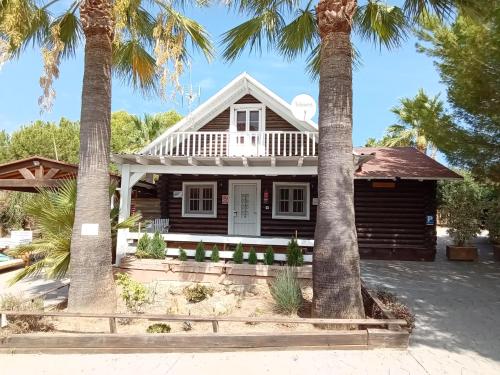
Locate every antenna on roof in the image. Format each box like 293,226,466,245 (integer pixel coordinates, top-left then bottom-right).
180,61,201,113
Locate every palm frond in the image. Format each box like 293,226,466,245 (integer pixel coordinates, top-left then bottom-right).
157,3,214,61
354,1,409,50
113,39,159,94
278,2,317,60
50,10,82,59
221,9,284,61
403,0,456,20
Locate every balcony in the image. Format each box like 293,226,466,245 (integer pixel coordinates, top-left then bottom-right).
144,131,319,158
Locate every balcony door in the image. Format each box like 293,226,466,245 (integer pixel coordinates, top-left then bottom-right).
229,104,265,156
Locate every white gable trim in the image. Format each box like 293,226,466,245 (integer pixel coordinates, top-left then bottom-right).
140,73,318,155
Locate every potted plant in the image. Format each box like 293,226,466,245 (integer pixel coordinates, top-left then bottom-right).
486,199,500,261
440,179,483,261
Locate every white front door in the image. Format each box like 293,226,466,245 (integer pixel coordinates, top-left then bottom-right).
229,180,261,236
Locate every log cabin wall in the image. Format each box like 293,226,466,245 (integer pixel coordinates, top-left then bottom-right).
157,175,437,261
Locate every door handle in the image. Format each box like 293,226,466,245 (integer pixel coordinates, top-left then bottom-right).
233,211,238,217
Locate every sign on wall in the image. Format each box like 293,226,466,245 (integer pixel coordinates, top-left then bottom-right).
173,191,182,198
221,195,229,205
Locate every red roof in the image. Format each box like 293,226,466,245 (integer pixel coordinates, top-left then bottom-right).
354,147,462,180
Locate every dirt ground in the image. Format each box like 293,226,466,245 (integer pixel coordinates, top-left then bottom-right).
5,279,324,335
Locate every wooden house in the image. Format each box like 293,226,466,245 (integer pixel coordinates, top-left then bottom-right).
113,73,461,264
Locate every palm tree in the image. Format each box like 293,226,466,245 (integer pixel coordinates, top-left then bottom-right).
132,112,182,149
7,180,140,285
1,0,212,312
384,89,447,156
223,0,471,318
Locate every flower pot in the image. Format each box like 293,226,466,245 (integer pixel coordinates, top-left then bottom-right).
446,245,478,261
169,260,225,275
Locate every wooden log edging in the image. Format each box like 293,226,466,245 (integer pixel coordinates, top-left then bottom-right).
0,310,409,353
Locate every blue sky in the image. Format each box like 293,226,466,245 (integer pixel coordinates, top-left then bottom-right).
0,2,445,147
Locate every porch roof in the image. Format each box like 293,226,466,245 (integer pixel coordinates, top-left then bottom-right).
113,147,461,180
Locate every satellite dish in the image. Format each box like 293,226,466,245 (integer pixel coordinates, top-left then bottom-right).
291,94,316,121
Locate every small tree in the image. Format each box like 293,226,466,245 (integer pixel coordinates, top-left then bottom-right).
248,247,258,265
440,177,484,246
233,243,244,264
211,245,220,262
263,246,274,265
195,241,206,262
135,233,151,259
178,248,188,261
149,232,166,259
286,238,303,266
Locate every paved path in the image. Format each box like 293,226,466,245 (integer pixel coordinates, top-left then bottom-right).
1,228,499,374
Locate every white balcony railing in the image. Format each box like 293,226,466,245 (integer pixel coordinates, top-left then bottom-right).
145,131,318,158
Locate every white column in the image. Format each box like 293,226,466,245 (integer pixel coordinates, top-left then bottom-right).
116,163,132,266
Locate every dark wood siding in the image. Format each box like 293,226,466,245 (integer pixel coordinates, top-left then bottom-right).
157,175,437,261
199,95,297,132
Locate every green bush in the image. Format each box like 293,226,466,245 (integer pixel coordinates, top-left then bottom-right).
286,238,303,266
233,243,244,264
270,267,302,315
248,247,258,264
149,231,166,258
486,199,500,243
135,233,151,258
440,177,484,246
147,323,171,333
135,232,165,259
183,284,214,303
195,241,206,262
116,273,149,313
263,246,274,265
211,244,220,262
178,247,187,261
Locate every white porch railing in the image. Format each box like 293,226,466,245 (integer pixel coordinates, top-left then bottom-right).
145,131,318,157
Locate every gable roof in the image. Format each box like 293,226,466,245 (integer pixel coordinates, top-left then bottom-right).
141,73,318,155
354,147,462,180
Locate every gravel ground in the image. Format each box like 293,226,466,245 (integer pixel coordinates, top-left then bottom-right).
1,227,499,374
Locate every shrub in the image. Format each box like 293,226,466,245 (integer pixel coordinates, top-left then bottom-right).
233,243,244,264
439,177,484,246
195,241,206,262
116,273,149,313
286,238,303,266
149,231,166,259
0,294,53,333
211,245,220,262
183,284,214,303
373,289,416,332
486,199,500,243
270,267,302,315
135,232,165,259
147,323,171,333
263,246,274,265
178,247,187,261
248,247,258,264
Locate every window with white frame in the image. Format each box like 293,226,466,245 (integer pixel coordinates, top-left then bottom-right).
182,182,217,218
230,104,265,133
272,182,310,220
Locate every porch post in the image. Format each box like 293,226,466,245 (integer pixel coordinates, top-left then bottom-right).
116,163,131,266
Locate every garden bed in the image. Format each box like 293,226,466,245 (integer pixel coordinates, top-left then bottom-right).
0,275,410,352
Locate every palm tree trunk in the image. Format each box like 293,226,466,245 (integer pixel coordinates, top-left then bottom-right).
312,0,365,319
68,0,116,312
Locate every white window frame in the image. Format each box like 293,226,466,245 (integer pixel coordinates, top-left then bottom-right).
182,181,217,218
272,182,310,220
229,103,266,132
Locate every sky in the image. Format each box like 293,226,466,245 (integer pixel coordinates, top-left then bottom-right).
0,2,446,148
